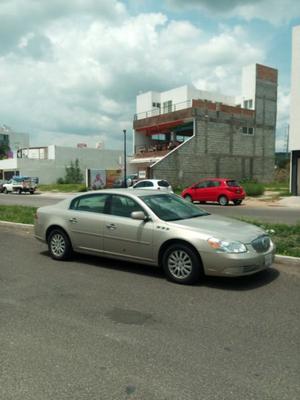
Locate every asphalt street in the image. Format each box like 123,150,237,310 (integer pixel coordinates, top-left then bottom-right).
1,192,300,225
0,225,299,400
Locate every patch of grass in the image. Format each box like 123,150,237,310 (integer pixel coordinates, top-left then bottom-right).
264,181,289,191
278,190,292,197
0,205,37,224
236,218,300,257
38,184,87,192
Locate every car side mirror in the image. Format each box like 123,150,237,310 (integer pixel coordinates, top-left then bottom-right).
131,211,148,221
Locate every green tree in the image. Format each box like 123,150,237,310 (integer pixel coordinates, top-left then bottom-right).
0,143,10,160
64,159,84,184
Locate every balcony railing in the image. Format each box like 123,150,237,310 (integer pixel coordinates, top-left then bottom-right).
134,99,192,121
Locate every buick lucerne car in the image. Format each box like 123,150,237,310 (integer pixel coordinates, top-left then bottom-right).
182,178,246,206
34,189,275,285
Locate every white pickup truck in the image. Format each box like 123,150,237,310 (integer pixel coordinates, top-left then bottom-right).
2,177,37,194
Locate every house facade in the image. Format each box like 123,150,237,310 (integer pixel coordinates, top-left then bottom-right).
0,144,124,184
132,64,278,187
290,25,300,196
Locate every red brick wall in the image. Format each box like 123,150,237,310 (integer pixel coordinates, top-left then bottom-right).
256,64,278,83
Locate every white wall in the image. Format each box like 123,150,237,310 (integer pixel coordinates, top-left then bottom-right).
240,64,256,109
160,85,189,108
290,26,300,151
136,84,236,117
1,146,124,184
0,158,18,169
136,91,160,116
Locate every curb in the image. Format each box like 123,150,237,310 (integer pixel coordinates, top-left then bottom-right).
275,254,300,266
1,220,300,267
0,220,34,230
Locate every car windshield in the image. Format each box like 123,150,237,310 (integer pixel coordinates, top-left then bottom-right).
140,193,210,221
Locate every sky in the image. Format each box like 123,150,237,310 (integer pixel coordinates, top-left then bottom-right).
0,0,299,153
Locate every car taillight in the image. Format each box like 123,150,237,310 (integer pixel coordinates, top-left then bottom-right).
227,187,241,193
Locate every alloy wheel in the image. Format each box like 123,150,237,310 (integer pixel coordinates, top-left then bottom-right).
167,249,193,279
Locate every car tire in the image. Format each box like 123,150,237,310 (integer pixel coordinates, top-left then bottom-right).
18,188,22,195
233,199,242,206
184,195,193,203
218,195,228,206
48,229,73,261
162,243,203,285
4,188,8,194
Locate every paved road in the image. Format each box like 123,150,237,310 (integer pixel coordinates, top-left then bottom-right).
0,225,299,400
1,192,300,224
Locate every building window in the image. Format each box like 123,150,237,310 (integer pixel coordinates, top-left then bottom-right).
243,99,253,109
163,100,172,113
241,126,255,135
152,102,160,108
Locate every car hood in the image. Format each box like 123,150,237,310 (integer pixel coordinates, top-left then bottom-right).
168,214,265,243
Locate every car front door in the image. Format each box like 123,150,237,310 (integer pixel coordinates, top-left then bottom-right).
66,193,110,254
103,194,154,263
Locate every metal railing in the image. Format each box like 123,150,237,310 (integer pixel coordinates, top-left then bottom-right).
134,99,192,120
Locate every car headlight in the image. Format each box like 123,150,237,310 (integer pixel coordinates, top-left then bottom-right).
207,237,247,253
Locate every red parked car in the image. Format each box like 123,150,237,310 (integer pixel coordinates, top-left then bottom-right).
181,178,246,206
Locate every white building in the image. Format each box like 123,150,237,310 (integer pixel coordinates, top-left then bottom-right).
135,85,236,121
0,144,124,184
290,25,300,195
135,74,256,122
132,64,277,185
0,125,30,157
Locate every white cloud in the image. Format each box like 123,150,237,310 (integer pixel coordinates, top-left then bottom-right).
0,3,285,152
166,0,300,25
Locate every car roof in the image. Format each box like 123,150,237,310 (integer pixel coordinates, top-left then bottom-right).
198,178,237,182
74,188,172,197
135,179,169,183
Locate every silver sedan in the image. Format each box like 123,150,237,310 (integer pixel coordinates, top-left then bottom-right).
34,189,276,284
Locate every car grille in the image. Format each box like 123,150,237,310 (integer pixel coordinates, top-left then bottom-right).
251,235,271,253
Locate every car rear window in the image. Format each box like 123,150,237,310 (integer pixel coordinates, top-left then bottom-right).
226,180,240,187
158,180,170,187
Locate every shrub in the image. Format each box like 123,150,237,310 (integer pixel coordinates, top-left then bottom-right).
242,182,265,197
64,159,84,184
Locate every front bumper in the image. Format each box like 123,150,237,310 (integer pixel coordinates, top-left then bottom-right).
200,245,276,277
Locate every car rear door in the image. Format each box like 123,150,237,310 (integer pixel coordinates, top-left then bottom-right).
66,193,110,254
103,194,154,262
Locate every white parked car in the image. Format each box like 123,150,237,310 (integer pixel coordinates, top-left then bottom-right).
129,179,173,192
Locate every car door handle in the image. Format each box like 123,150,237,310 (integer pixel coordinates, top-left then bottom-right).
106,223,116,230
69,217,78,223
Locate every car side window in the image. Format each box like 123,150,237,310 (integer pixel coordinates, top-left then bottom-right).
144,181,154,187
110,195,144,218
134,181,146,188
213,181,221,187
70,194,110,214
195,181,208,189
207,180,220,187
158,180,169,187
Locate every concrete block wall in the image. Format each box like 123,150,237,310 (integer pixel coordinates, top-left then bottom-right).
152,112,275,187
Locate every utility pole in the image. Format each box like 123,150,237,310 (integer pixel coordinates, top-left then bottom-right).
123,129,127,188
285,124,289,153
